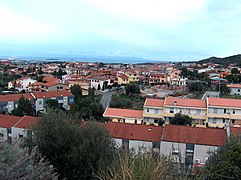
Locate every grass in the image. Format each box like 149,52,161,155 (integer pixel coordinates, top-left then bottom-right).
221,94,241,99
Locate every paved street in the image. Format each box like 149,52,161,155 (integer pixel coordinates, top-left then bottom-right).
100,91,115,109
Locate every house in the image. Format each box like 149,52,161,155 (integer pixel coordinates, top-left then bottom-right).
163,97,207,127
103,108,143,124
104,122,163,151
8,77,37,92
160,124,226,166
149,73,170,85
207,98,241,128
170,77,188,86
0,90,74,114
90,75,110,90
143,98,165,125
227,84,241,96
103,122,227,166
0,115,37,142
117,74,129,85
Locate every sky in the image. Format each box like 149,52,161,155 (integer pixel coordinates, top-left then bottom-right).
0,0,241,61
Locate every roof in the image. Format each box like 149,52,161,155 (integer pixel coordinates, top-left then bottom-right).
45,81,64,87
33,90,73,99
162,124,226,146
118,74,129,79
104,122,163,142
0,93,34,103
0,115,21,128
208,97,241,108
227,84,241,88
103,108,143,119
165,97,206,108
14,116,38,129
43,76,60,83
230,127,241,136
144,98,165,108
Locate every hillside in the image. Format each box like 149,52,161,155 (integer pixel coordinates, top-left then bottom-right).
198,54,241,65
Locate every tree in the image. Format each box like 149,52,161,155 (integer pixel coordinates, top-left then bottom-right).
11,96,35,116
88,87,95,98
187,81,206,92
216,83,231,95
31,110,116,179
45,99,59,109
0,141,58,179
169,113,193,126
200,135,241,179
125,84,140,96
231,68,239,75
70,84,82,104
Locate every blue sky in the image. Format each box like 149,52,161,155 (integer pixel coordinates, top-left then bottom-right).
0,0,241,61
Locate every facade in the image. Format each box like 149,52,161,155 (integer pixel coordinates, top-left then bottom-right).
227,84,241,96
104,122,229,166
149,73,170,85
104,97,241,128
0,90,74,114
117,74,129,85
103,108,143,124
8,77,37,92
90,76,110,90
0,115,37,142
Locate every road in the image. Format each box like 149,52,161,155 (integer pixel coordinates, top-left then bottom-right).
100,91,115,109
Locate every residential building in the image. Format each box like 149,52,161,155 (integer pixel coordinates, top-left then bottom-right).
227,84,241,95
90,75,110,90
117,74,129,85
0,90,74,114
103,108,143,124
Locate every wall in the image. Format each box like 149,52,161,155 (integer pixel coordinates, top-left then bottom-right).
193,145,218,164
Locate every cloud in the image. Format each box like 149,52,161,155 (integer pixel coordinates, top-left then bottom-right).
0,3,56,40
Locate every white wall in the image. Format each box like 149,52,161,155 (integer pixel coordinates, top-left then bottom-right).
0,127,8,140
193,145,218,164
160,141,186,163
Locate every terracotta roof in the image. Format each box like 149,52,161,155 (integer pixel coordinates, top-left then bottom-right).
43,77,60,83
165,97,206,108
104,122,163,142
33,90,73,99
227,84,241,88
144,98,165,107
230,127,241,136
103,108,143,119
14,116,38,129
0,115,21,128
162,125,226,146
0,93,34,102
45,81,64,87
118,74,129,79
208,98,241,108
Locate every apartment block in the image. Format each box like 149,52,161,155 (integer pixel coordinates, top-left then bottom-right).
0,90,74,114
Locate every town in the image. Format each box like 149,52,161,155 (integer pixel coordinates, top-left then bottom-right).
0,55,241,178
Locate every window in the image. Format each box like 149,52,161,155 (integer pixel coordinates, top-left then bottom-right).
60,86,63,89
196,110,201,115
19,134,23,138
39,101,42,105
152,142,160,149
212,119,217,124
122,139,129,150
223,119,226,123
233,110,235,114
155,109,159,114
238,89,240,92
224,109,227,114
170,108,174,113
0,133,3,137
146,108,149,113
213,108,218,114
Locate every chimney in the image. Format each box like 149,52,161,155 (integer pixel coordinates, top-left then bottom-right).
174,101,177,106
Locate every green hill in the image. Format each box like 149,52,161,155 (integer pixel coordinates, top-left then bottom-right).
198,54,241,65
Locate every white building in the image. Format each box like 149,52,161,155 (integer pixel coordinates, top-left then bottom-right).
227,84,241,96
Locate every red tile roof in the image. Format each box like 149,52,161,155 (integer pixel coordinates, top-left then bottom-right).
104,122,163,142
208,98,241,108
0,93,34,102
144,98,165,107
162,125,226,146
33,90,73,99
0,115,20,128
118,74,129,79
14,116,38,129
165,97,206,108
103,108,143,119
230,127,241,136
227,84,241,88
